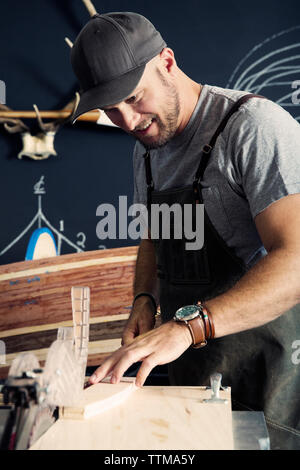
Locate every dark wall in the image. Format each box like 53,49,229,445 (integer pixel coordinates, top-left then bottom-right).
0,0,299,264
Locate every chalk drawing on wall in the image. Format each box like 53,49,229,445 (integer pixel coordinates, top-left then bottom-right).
226,25,300,121
0,175,85,258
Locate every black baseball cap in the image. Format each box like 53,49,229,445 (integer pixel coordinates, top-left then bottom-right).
71,12,166,121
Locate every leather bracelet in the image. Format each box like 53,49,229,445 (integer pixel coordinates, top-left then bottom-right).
200,309,211,340
133,292,157,315
203,305,215,339
196,301,215,340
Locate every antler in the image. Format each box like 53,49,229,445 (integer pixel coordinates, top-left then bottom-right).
33,92,80,133
0,95,81,160
81,0,98,16
0,103,29,134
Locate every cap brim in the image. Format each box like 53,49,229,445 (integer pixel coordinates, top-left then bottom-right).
72,64,146,123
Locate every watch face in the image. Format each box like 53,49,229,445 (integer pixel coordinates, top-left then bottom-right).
175,305,200,321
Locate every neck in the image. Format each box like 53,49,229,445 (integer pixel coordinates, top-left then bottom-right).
176,73,202,135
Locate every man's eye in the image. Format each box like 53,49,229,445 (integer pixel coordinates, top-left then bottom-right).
127,95,137,103
104,108,117,114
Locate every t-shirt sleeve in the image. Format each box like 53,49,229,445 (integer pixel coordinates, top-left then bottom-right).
225,99,300,218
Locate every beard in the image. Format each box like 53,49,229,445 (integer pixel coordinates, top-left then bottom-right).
131,72,181,150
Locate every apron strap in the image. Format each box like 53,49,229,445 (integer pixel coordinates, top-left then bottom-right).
143,150,154,209
143,93,266,204
193,93,266,185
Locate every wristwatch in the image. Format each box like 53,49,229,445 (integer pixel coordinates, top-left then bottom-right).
173,304,207,348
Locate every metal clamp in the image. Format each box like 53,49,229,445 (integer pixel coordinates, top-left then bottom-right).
203,373,228,404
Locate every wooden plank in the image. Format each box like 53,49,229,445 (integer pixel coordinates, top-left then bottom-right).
0,339,123,380
0,318,162,379
0,313,130,339
0,246,138,332
60,380,136,420
0,246,138,379
30,385,234,450
0,246,138,277
0,351,114,381
2,318,128,353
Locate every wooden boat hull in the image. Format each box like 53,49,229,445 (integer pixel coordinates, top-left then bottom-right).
0,246,138,378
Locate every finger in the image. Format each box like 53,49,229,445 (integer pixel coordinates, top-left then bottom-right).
110,347,147,384
121,316,140,346
89,364,114,384
122,316,153,346
138,321,154,336
89,349,123,384
135,355,157,387
122,329,136,346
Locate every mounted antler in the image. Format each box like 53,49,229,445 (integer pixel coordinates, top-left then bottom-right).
0,94,80,160
0,104,30,134
81,0,98,17
33,92,80,133
0,0,117,161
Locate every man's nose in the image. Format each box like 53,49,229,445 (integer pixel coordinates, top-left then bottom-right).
120,106,140,132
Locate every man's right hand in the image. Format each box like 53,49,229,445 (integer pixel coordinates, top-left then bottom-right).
121,296,156,346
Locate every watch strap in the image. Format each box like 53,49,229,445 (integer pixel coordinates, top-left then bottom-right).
187,316,207,349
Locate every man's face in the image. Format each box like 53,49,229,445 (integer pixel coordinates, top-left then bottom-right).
103,65,181,149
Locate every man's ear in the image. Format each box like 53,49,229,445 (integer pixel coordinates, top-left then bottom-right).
159,48,177,76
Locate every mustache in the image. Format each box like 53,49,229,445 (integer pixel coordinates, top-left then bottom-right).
132,115,158,132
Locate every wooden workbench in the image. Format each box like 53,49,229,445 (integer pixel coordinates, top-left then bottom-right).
30,384,234,450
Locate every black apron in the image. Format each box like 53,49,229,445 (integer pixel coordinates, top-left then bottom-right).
144,94,300,450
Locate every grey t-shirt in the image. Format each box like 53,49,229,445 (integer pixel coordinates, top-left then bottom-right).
133,84,300,267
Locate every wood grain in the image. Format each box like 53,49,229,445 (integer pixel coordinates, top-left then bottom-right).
2,318,128,354
0,246,138,332
30,385,234,450
60,380,137,420
0,247,138,379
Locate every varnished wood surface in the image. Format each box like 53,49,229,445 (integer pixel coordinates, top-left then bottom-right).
0,246,138,331
2,317,128,353
0,246,138,378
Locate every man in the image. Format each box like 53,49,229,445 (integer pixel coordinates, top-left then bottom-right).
71,12,300,449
